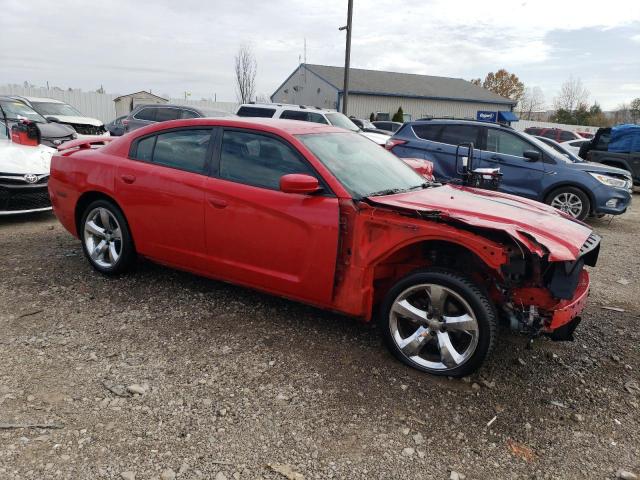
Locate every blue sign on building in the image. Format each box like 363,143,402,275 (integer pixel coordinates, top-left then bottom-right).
476,111,497,122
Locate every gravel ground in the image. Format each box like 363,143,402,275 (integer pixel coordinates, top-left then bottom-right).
0,197,639,480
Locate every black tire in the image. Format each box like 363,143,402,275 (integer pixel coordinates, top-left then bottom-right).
80,199,136,275
378,268,497,377
545,186,590,221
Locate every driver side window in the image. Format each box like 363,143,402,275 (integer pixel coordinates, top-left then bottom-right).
486,129,536,158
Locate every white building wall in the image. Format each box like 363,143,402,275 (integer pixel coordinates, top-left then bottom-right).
271,65,339,109
346,94,511,121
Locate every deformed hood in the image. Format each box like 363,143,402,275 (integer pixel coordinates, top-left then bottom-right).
367,184,593,261
0,139,54,174
45,115,103,127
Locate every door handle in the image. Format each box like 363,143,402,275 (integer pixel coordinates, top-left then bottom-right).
208,197,228,209
489,156,502,162
120,174,136,184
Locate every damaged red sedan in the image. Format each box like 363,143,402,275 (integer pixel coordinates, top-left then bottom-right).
49,119,600,377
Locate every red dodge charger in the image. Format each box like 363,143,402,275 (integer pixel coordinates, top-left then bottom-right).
49,118,599,376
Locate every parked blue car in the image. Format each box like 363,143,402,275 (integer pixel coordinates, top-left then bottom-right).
386,119,633,220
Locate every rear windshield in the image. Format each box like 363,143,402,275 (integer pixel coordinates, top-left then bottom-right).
325,113,360,132
236,106,276,118
32,102,82,116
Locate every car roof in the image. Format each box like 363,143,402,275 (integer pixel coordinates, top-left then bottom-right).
238,103,336,114
21,96,65,103
408,118,513,129
128,117,346,136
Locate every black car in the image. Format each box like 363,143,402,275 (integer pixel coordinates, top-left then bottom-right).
348,117,392,135
0,97,76,148
106,115,127,136
372,120,403,133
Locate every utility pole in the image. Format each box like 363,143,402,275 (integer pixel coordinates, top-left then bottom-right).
339,0,353,114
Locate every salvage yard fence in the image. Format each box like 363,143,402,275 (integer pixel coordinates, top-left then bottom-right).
0,85,237,123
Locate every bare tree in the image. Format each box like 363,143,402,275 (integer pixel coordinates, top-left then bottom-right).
554,77,589,112
612,103,632,124
517,86,545,120
234,45,257,104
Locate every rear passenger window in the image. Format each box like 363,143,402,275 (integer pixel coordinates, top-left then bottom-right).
135,136,155,161
155,108,181,122
180,109,200,119
439,125,480,146
134,108,156,121
236,106,276,118
280,110,328,124
560,131,575,141
132,129,211,174
220,130,315,190
412,125,442,141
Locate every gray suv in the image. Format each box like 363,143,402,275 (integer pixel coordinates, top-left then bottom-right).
123,104,233,133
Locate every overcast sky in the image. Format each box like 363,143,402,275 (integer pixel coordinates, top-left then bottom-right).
1,0,639,110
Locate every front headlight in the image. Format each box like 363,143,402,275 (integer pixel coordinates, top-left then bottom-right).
71,133,78,139
588,172,628,188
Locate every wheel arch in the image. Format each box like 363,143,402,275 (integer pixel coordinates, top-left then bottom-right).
74,191,133,246
367,238,504,319
542,182,595,213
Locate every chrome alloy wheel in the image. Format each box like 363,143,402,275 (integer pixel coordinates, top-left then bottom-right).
83,207,122,269
389,284,479,371
550,192,583,218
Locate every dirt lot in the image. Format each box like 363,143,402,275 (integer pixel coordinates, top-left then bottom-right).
1,197,639,480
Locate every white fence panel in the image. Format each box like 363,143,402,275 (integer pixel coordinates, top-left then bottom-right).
0,85,118,123
168,98,238,114
514,119,599,135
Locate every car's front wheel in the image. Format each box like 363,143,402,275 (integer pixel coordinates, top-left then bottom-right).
80,199,135,275
379,269,497,377
545,186,590,221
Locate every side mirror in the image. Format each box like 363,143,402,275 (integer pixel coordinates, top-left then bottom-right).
523,150,540,162
280,174,321,194
46,116,60,123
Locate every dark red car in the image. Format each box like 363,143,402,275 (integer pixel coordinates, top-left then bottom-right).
49,118,599,377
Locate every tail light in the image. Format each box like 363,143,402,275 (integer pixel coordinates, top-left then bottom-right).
385,138,406,151
10,120,40,147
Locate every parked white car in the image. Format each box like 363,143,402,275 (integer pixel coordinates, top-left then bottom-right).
11,96,109,138
561,138,589,155
236,103,391,146
0,122,55,215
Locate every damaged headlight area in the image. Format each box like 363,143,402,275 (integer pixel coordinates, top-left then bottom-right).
500,233,600,341
588,172,630,189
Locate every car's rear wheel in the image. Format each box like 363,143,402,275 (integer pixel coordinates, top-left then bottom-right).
379,269,497,377
546,186,590,221
80,199,135,275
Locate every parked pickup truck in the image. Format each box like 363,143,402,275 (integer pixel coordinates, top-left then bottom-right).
579,126,640,185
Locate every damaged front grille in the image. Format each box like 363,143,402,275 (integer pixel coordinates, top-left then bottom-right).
65,123,106,135
546,232,601,299
579,233,601,267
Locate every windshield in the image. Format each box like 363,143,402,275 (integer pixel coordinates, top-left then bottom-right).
520,131,576,163
533,135,583,163
33,102,82,116
325,112,360,132
297,132,427,198
0,100,47,123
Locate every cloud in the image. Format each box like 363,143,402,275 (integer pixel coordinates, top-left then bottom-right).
0,0,639,109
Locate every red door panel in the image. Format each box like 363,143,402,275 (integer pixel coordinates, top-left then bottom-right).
204,177,340,304
116,160,207,269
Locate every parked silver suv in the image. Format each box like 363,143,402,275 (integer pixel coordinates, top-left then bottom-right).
124,104,233,133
